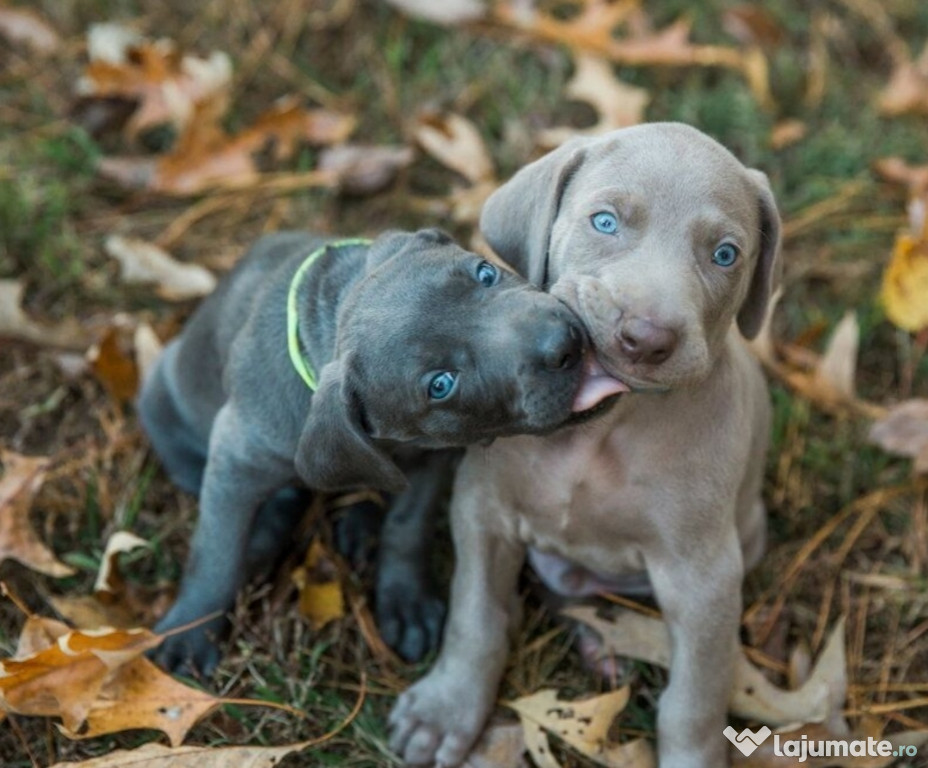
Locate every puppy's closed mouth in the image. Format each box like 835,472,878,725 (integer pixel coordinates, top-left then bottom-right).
571,353,630,414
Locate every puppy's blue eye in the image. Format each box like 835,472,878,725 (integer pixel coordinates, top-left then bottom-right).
712,243,739,267
427,371,458,400
476,261,499,287
591,211,618,234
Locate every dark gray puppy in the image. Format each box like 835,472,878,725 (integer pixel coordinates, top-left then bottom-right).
139,228,587,674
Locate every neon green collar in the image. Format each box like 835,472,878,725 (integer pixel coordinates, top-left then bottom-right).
287,238,372,390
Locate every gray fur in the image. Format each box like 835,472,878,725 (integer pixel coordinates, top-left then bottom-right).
140,229,585,673
390,124,782,768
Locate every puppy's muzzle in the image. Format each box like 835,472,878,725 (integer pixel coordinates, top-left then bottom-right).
534,314,583,372
616,316,680,366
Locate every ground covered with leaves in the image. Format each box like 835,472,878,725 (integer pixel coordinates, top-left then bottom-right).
1,0,928,766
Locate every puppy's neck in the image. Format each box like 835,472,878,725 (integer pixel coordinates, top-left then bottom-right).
290,240,371,388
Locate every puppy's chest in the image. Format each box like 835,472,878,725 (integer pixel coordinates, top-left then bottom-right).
501,431,648,563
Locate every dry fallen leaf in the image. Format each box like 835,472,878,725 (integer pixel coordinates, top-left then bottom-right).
2,612,300,745
98,98,352,194
538,53,650,148
506,687,655,768
0,626,161,730
492,2,771,108
50,530,151,630
811,312,858,402
77,23,232,138
319,144,415,195
0,5,60,54
415,111,495,185
0,279,91,350
564,607,848,730
877,40,928,117
412,112,499,224
770,119,807,150
59,656,220,746
463,720,529,768
134,322,164,386
292,538,345,631
881,216,928,333
104,235,217,300
383,0,486,25
0,452,75,578
869,399,928,474
87,323,140,403
722,4,785,49
48,741,313,768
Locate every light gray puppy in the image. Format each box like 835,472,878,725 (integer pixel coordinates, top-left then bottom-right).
390,124,782,768
139,228,595,674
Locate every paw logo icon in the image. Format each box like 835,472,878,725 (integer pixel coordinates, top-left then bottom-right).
723,725,772,756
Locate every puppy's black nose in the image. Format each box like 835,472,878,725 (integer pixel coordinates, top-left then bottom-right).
537,317,582,371
617,317,678,365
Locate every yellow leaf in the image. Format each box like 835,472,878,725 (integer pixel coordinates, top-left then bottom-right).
506,687,653,768
881,231,928,332
292,538,345,631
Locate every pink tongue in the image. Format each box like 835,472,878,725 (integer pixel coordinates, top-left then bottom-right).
571,355,630,413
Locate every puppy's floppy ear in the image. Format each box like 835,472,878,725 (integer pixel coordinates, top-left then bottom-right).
296,358,407,494
480,139,587,286
737,169,783,340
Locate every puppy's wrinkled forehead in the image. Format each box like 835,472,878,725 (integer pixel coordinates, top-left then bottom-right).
567,128,759,224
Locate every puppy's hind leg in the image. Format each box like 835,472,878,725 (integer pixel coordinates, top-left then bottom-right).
138,343,208,496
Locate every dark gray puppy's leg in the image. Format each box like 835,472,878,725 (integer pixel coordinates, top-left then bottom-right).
244,487,314,581
333,498,385,572
152,403,292,675
137,347,208,496
376,451,456,662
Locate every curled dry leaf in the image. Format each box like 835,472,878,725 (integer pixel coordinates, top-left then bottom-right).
104,235,216,300
0,5,60,54
98,98,352,195
78,23,232,138
869,399,928,474
564,606,849,730
48,741,312,768
291,538,345,631
51,531,150,630
506,687,655,768
0,279,91,350
415,112,495,185
319,144,415,195
134,322,164,385
383,0,486,25
0,451,75,578
811,311,858,402
538,53,650,148
413,112,499,224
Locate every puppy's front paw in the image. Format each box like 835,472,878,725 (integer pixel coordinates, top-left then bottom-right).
377,568,445,663
389,670,492,767
151,611,227,676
